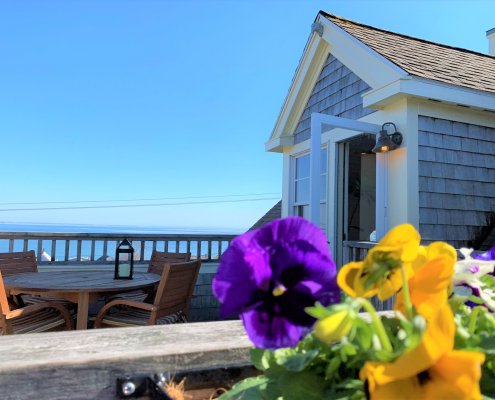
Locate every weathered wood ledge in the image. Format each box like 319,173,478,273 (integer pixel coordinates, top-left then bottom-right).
0,320,252,399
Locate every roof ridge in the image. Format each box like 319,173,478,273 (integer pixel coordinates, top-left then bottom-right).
319,10,495,60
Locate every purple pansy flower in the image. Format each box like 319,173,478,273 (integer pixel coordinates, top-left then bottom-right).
212,216,339,349
473,244,495,262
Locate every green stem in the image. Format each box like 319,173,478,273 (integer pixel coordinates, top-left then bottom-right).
468,306,483,334
400,264,414,321
355,298,393,353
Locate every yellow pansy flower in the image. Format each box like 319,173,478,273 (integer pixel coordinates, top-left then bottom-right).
337,261,377,298
360,303,484,400
395,242,456,319
361,348,484,400
338,224,421,300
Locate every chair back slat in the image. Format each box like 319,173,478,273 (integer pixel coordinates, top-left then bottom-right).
147,251,191,275
0,251,38,276
0,272,11,315
151,260,201,321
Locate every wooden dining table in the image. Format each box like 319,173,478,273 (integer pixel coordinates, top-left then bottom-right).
4,271,161,330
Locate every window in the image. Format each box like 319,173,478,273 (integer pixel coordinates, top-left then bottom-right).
292,148,327,231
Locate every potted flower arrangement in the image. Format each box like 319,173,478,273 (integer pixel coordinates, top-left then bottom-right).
212,217,495,399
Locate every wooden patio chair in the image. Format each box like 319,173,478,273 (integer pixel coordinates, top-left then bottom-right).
0,251,38,308
0,271,72,335
95,259,201,328
105,251,191,303
0,250,73,309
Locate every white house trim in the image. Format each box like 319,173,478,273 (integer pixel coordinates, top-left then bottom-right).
265,135,295,152
363,76,495,112
309,113,386,256
318,15,408,88
268,32,330,144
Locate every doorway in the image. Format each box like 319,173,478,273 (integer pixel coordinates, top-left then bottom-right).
336,134,376,265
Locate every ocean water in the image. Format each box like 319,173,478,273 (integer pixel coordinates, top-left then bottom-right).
0,222,239,261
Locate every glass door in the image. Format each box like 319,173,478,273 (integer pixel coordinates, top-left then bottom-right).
336,135,376,265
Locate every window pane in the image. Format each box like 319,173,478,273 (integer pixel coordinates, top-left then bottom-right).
295,155,310,179
320,148,327,174
320,203,327,234
295,179,309,203
320,174,327,201
294,205,310,219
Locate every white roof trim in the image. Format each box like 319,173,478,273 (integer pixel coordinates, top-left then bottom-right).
267,12,409,149
265,135,295,153
363,75,495,112
319,16,409,87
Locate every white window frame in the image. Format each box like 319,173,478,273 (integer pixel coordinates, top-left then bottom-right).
290,148,328,231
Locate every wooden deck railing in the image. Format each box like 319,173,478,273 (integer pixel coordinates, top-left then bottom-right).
342,240,376,265
342,240,393,311
0,232,237,265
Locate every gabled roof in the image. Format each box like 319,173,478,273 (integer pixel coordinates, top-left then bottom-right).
321,12,495,94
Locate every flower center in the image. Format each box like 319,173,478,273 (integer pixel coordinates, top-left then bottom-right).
272,284,287,297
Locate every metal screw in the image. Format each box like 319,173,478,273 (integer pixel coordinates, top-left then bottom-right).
121,381,136,396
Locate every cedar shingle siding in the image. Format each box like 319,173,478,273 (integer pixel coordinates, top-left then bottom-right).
294,54,375,144
418,116,495,248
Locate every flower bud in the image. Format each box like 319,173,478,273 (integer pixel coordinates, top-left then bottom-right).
314,309,353,344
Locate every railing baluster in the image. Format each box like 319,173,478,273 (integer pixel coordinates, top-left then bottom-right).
23,239,28,252
164,241,168,253
103,240,108,260
51,240,57,262
140,241,145,262
65,240,70,262
90,240,96,262
197,241,201,260
175,240,180,253
37,240,43,261
207,241,212,261
8,239,14,252
218,241,222,260
76,240,82,262
187,240,191,255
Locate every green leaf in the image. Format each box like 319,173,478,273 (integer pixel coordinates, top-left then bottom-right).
250,347,267,371
277,371,326,400
217,375,272,400
325,356,341,379
274,349,319,372
306,302,333,319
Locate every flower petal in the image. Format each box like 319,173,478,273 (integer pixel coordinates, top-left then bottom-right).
240,308,308,349
338,261,377,298
212,235,271,318
361,304,455,386
426,350,485,400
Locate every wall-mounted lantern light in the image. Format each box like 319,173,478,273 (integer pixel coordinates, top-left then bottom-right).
371,122,403,153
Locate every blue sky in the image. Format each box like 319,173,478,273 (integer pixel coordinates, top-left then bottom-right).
1,0,494,232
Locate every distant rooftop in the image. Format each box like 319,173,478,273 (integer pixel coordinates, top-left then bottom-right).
321,11,495,94
249,201,281,231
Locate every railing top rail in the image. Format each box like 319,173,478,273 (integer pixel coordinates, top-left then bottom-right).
0,232,237,240
343,240,377,249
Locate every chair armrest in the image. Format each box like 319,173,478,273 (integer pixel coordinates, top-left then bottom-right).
94,299,155,328
6,302,72,331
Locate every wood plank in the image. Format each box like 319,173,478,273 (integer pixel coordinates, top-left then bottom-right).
0,320,251,399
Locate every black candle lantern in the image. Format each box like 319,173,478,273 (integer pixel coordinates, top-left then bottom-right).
115,238,134,280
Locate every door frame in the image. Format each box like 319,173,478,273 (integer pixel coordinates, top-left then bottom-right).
309,113,387,259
